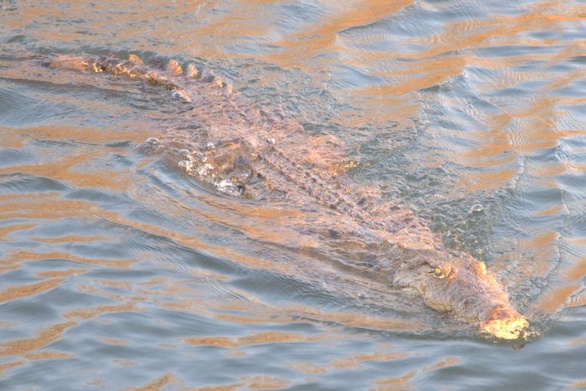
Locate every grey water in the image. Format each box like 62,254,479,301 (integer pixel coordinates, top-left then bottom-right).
0,0,585,389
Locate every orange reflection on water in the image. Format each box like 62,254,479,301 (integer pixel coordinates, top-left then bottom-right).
244,375,291,390
185,331,321,349
424,356,460,371
329,351,409,370
23,351,73,360
409,1,584,60
0,321,76,358
195,0,414,69
269,0,414,67
529,253,586,317
0,223,37,242
130,373,180,391
0,278,62,303
531,284,581,317
276,305,427,333
518,231,559,275
0,131,136,191
377,56,466,96
0,360,25,374
8,249,136,269
566,256,586,286
0,195,97,220
454,167,518,194
65,303,139,320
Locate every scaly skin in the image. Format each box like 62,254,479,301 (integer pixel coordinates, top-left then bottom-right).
44,54,530,340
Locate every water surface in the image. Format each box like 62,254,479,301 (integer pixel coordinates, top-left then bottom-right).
1,0,585,389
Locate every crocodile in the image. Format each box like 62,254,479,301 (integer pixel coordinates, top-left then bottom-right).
44,54,530,340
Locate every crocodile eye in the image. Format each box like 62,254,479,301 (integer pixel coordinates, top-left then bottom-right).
433,267,446,279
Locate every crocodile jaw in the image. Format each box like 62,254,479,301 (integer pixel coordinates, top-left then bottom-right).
480,306,529,340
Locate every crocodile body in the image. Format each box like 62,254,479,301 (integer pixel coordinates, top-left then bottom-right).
45,54,530,340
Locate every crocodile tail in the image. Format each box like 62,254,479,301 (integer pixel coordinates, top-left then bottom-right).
43,54,194,103
41,54,92,72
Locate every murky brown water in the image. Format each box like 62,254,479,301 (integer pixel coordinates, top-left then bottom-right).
1,0,585,389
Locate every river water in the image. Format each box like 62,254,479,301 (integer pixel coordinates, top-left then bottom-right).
0,0,585,389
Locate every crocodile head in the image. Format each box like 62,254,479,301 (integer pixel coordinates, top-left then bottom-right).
393,249,528,340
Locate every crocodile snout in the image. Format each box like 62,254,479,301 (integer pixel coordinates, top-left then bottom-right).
480,305,529,340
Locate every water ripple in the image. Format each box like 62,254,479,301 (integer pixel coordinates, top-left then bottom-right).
1,0,585,389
